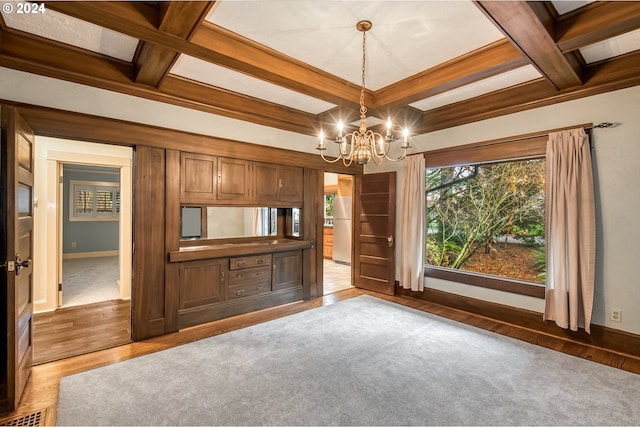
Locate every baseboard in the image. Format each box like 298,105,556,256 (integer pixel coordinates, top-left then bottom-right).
397,286,640,361
63,250,119,259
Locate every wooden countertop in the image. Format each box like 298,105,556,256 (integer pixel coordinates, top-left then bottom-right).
169,238,314,262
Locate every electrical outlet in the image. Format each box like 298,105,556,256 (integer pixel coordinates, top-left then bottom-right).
611,309,622,322
71,242,77,248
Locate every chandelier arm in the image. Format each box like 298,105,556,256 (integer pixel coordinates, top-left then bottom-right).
320,151,345,164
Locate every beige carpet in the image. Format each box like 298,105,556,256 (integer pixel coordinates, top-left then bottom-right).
62,256,120,307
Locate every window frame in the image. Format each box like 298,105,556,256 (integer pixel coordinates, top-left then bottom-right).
69,179,120,222
423,132,548,299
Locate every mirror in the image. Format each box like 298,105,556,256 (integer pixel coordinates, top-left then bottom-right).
181,207,278,240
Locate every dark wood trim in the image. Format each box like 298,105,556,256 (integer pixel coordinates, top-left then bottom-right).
135,2,214,86
475,1,583,90
556,2,640,53
418,50,640,134
164,150,181,334
374,39,528,109
397,286,640,362
424,266,545,299
2,100,362,174
44,2,362,108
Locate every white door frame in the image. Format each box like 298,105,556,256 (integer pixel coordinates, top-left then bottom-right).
33,137,133,313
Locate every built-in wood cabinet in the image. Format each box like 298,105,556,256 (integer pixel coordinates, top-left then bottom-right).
254,162,303,205
180,152,217,204
272,250,302,291
217,157,251,201
179,258,227,310
175,246,306,328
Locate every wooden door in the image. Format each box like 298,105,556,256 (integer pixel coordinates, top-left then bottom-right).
1,107,35,412
180,152,216,204
353,172,396,295
272,250,302,291
278,165,303,205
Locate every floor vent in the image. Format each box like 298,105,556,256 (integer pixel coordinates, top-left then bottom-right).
2,409,46,426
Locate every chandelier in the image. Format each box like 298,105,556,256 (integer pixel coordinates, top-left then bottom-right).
317,20,411,166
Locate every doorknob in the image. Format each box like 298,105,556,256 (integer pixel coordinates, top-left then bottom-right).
15,254,31,276
387,236,394,247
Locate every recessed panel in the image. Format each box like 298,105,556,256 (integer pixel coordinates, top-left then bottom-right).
580,29,640,64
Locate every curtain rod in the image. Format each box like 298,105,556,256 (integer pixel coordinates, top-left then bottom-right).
430,122,616,154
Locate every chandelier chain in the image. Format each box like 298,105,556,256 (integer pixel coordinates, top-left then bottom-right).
359,30,367,119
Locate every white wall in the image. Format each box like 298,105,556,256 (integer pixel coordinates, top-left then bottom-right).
368,85,640,335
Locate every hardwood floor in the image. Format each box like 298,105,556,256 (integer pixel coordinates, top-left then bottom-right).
33,299,131,365
2,288,639,426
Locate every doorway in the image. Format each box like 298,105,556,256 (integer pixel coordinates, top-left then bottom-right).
32,137,133,363
323,173,354,295
59,164,121,307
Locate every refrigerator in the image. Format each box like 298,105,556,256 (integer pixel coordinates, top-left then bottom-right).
332,196,352,264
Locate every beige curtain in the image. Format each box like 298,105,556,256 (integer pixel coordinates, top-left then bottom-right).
400,154,425,291
544,128,596,333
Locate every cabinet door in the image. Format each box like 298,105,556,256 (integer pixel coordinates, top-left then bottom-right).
217,157,251,201
278,165,303,204
272,250,302,291
253,162,279,202
180,152,216,204
179,259,228,310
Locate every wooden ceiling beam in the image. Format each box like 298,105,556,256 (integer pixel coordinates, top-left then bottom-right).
135,1,215,87
417,50,640,134
45,2,361,108
475,1,583,90
556,2,640,53
0,31,319,136
373,39,528,110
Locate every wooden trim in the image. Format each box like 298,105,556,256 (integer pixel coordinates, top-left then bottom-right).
556,2,640,53
418,50,640,134
475,1,583,90
135,2,214,86
3,100,362,174
374,39,528,109
397,286,640,361
424,266,545,299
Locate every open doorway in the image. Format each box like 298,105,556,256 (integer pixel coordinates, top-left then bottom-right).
323,173,354,295
32,137,133,363
59,164,121,307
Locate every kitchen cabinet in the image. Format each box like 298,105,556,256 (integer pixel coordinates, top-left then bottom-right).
323,226,333,259
179,258,227,310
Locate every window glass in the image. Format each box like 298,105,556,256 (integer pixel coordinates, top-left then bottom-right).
70,180,119,221
426,159,545,284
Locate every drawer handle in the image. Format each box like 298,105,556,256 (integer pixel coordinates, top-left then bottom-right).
236,274,245,280
257,259,265,264
256,272,265,277
256,286,266,291
235,290,245,297
237,261,246,267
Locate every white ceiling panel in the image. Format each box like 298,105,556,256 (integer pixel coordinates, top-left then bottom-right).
580,28,640,64
1,7,138,62
551,1,594,15
171,55,336,114
410,65,543,112
206,0,504,90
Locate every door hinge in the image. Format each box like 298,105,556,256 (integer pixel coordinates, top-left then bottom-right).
58,283,63,292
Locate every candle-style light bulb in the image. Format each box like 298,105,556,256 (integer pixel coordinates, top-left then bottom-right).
402,128,409,147
318,129,325,150
386,117,392,138
337,121,344,138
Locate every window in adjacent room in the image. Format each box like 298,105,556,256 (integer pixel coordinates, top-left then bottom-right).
70,180,120,221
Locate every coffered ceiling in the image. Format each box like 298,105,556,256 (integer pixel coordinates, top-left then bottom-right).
1,1,640,142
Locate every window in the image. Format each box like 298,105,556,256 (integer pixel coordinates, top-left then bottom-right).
70,180,120,222
424,134,548,298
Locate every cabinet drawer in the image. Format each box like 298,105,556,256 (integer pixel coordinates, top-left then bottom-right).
230,254,272,270
227,280,271,299
228,266,271,285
